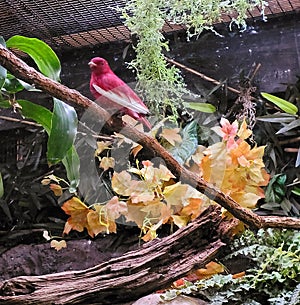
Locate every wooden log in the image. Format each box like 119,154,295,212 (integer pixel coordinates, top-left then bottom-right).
0,205,232,304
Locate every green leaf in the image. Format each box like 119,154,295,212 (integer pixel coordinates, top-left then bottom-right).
261,92,298,115
265,174,286,204
18,79,41,92
0,172,4,199
3,73,24,93
292,187,300,196
170,121,198,164
281,198,292,213
17,99,52,133
47,99,78,165
0,100,10,108
0,66,7,90
6,35,61,81
7,99,80,187
0,37,7,90
62,146,80,193
183,101,216,113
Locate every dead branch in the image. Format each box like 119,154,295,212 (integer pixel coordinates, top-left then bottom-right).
0,206,228,304
0,115,41,127
165,57,240,94
279,136,300,145
1,44,300,230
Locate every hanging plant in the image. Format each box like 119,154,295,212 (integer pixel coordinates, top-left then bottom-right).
121,0,267,120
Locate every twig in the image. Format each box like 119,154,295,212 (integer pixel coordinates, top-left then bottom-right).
0,115,41,127
165,57,240,94
246,62,261,84
284,148,299,153
279,137,300,145
78,121,114,141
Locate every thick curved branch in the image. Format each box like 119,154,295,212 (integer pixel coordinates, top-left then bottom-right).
0,205,227,304
0,44,299,230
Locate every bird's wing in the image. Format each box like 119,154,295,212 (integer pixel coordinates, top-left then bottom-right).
93,84,149,115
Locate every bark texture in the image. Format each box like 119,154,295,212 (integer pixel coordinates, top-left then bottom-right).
0,206,231,304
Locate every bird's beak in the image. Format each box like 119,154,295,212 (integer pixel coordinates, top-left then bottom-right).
88,61,97,68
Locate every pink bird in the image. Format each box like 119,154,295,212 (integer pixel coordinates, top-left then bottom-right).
88,57,151,130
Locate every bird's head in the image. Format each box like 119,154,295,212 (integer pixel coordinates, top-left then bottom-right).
88,57,111,74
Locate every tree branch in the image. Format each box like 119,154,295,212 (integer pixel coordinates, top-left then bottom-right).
1,44,299,230
0,205,228,304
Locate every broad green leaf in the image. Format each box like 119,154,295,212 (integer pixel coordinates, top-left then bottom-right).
62,146,80,193
17,99,52,133
0,100,10,108
276,119,300,135
0,40,6,90
4,99,80,187
261,92,298,115
47,99,78,165
183,101,216,113
0,36,6,90
0,172,4,199
6,35,61,81
170,121,199,164
0,66,7,90
3,73,24,93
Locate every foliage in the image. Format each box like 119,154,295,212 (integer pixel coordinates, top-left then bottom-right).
54,160,207,241
0,36,81,228
52,117,270,241
261,92,298,115
6,35,61,82
121,0,267,119
121,0,188,121
162,228,300,304
0,35,80,189
182,101,216,113
192,118,269,209
160,120,199,164
256,86,300,216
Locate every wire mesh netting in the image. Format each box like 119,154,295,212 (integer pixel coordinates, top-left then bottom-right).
0,0,299,51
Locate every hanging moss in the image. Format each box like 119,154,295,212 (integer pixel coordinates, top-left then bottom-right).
121,0,267,120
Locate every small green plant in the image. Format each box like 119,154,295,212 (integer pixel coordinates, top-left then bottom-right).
162,228,300,304
256,86,300,216
0,36,80,226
